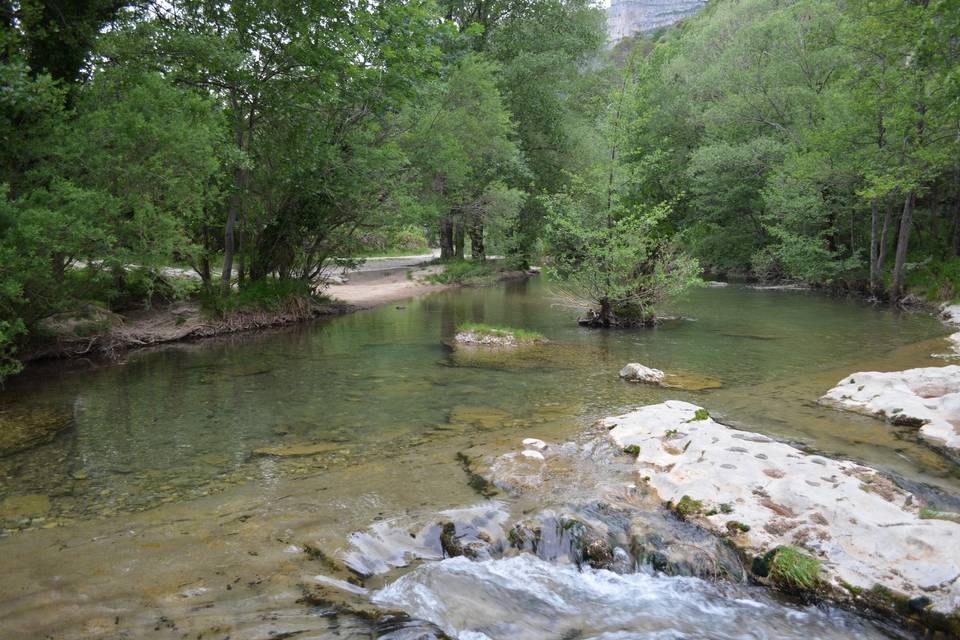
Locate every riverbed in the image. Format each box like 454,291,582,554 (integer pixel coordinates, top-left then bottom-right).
0,278,956,638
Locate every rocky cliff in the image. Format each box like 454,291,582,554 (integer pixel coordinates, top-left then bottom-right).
607,0,705,43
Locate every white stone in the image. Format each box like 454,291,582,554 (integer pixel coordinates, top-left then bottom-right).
604,400,960,614
618,363,665,384
520,450,545,461
705,281,729,288
820,366,960,452
522,438,547,451
950,332,960,354
941,303,960,326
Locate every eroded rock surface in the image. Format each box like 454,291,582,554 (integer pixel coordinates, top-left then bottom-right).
604,400,960,615
819,366,960,452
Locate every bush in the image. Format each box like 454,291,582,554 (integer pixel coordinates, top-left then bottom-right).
429,260,499,286
905,256,960,302
201,278,318,316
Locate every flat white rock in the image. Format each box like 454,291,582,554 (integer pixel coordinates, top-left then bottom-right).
522,438,547,451
520,449,545,460
819,366,960,452
604,400,960,613
619,363,665,384
941,304,960,326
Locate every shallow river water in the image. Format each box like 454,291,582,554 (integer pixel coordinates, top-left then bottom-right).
0,277,956,638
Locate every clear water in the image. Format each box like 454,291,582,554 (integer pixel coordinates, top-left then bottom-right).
0,277,953,638
1,277,954,527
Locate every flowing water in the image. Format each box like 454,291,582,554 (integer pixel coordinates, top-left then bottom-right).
0,277,956,638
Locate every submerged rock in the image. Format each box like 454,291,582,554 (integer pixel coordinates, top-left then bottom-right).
252,442,339,457
0,493,52,519
0,405,73,457
619,363,665,384
819,366,960,452
604,400,960,617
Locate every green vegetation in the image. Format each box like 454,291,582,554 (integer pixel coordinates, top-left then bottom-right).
0,0,607,380
200,279,324,317
456,323,545,343
691,409,710,422
622,444,641,456
429,261,502,286
919,507,960,524
672,495,704,520
753,546,822,591
725,521,751,534
613,0,960,301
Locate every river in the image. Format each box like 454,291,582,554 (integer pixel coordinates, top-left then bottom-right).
0,278,955,638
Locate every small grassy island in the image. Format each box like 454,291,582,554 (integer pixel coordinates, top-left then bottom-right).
454,323,546,347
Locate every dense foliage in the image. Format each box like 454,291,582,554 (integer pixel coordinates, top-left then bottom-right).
618,0,960,299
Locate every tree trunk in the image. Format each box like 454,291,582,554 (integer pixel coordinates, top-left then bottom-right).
221,172,241,295
869,198,879,292
890,191,915,303
51,252,66,285
453,221,465,260
439,216,454,260
875,198,894,284
952,168,960,257
468,220,485,262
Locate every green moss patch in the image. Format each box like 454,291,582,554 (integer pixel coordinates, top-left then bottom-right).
753,546,821,591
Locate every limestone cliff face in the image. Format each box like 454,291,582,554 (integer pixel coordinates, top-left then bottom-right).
606,0,705,43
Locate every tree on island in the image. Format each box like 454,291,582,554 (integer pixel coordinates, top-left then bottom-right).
541,67,700,327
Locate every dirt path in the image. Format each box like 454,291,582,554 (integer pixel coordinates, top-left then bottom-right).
325,264,452,308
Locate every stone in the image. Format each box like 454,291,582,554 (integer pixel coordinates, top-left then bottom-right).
940,303,960,326
604,400,960,614
448,407,512,430
520,450,545,461
0,406,73,457
607,0,705,43
705,281,729,288
819,366,960,452
252,442,339,457
619,363,666,384
1,494,51,518
522,438,547,451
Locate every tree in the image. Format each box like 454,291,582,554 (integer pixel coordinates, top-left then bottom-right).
402,52,526,261
543,66,700,326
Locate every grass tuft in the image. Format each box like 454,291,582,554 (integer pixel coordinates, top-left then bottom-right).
768,546,821,590
457,322,544,343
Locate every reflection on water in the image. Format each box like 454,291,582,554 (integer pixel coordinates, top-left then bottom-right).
1,278,955,531
0,278,953,639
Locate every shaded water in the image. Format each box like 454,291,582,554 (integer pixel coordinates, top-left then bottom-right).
0,278,955,638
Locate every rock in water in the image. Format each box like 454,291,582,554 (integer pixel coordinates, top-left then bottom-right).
0,406,73,457
619,363,666,384
603,400,960,616
819,365,960,452
941,303,960,326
